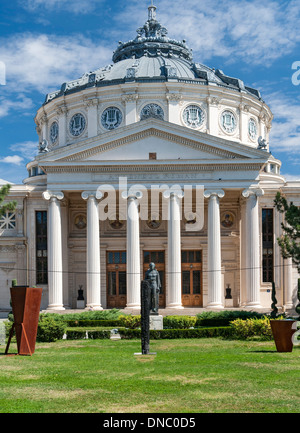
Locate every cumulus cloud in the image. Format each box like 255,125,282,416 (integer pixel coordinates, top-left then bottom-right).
267,92,300,152
19,0,101,14
117,0,300,65
0,34,112,94
0,155,24,166
0,94,34,118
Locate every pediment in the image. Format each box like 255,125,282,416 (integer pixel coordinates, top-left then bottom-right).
37,119,269,165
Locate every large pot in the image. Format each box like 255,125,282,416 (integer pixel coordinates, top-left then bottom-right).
9,286,42,355
270,320,297,352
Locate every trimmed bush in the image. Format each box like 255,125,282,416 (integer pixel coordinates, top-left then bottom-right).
229,316,274,340
119,327,232,340
163,315,197,329
118,314,141,329
36,316,67,342
65,319,121,328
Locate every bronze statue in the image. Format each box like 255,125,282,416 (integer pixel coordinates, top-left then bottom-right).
145,262,161,314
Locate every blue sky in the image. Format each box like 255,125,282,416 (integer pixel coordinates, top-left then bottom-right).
0,0,300,184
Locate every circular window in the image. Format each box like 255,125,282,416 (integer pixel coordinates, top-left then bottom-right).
221,110,237,134
50,121,59,144
140,104,164,121
248,118,257,141
69,113,86,137
101,107,122,130
183,105,205,128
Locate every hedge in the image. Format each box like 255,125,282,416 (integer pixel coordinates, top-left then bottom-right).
64,326,232,340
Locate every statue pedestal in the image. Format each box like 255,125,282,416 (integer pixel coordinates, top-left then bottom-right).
150,314,163,330
76,300,85,309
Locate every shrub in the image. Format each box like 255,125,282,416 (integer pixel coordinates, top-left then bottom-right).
230,316,273,340
36,316,67,342
119,327,232,339
118,315,141,329
163,316,197,329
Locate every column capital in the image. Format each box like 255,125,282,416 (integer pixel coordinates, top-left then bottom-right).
242,187,264,198
121,190,143,200
204,189,225,199
42,191,64,201
81,190,103,200
163,188,184,200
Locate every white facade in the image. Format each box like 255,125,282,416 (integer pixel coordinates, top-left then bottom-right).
0,5,299,314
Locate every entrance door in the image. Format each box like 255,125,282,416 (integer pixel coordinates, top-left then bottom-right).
107,251,127,308
181,250,202,307
143,250,165,308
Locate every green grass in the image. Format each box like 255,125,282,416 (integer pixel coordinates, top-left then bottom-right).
0,338,299,413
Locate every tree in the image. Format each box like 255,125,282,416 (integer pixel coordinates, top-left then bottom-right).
0,184,17,218
274,191,300,272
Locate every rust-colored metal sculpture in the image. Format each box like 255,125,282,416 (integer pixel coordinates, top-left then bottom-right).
270,320,297,352
5,286,42,356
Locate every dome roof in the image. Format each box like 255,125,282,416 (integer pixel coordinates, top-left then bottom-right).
44,4,262,104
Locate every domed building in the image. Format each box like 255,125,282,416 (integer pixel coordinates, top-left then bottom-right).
0,4,299,313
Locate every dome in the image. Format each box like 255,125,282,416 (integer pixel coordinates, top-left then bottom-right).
44,4,262,105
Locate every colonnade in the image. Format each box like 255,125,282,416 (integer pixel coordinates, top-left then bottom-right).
42,186,290,311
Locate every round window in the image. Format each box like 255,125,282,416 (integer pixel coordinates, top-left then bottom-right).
101,107,123,130
140,104,164,121
50,121,59,144
183,105,205,128
248,118,257,141
221,110,237,134
69,113,86,137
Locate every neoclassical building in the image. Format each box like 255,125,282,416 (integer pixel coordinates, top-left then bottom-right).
0,4,299,313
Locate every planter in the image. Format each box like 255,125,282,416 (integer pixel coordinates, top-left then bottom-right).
270,320,297,352
5,286,42,356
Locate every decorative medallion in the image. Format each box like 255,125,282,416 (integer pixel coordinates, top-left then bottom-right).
101,107,122,130
50,121,59,144
146,217,162,229
221,212,234,228
221,110,237,134
69,113,86,137
183,105,205,128
140,104,164,121
74,214,87,229
109,219,124,229
248,118,257,141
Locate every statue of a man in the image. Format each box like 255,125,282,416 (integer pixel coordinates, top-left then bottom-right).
145,262,161,314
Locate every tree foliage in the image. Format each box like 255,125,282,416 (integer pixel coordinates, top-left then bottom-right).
274,191,300,272
0,184,17,218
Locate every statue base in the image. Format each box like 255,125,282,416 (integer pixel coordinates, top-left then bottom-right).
150,314,163,330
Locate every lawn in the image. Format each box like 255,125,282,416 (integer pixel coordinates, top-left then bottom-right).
0,338,299,413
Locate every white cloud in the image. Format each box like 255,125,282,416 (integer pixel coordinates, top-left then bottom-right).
267,92,300,152
0,34,112,94
0,155,24,166
0,94,34,118
20,0,101,14
10,141,38,161
117,0,300,65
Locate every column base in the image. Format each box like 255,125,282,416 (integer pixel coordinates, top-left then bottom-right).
165,303,184,309
244,302,263,309
46,305,65,311
206,303,224,310
124,304,141,310
85,305,103,311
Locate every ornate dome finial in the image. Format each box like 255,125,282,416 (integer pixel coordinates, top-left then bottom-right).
148,1,157,21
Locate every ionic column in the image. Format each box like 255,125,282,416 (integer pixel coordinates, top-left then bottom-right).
43,191,65,310
204,189,225,309
242,187,264,308
85,97,98,138
164,189,184,309
122,191,142,309
122,93,138,125
82,191,103,310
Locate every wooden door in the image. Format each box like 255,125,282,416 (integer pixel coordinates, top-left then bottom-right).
181,250,202,307
107,251,127,308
